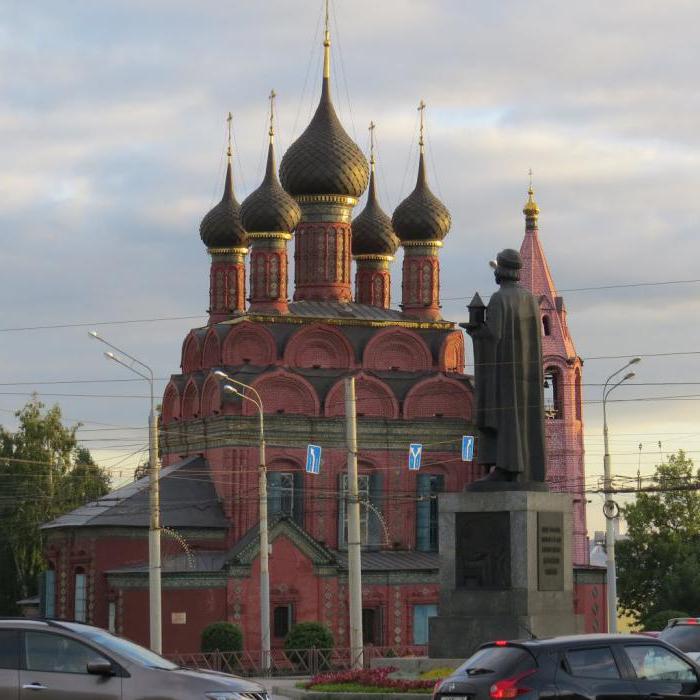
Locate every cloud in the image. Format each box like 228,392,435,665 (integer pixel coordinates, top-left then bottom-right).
1,0,699,534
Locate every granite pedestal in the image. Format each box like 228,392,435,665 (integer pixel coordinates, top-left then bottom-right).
429,490,583,658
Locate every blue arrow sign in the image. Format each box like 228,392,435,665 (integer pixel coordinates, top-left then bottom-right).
408,443,423,471
306,444,322,474
461,435,475,462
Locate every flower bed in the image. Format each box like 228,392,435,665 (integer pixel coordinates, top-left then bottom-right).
305,666,439,694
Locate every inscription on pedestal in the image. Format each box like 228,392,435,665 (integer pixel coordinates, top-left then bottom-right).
455,511,510,590
538,511,564,591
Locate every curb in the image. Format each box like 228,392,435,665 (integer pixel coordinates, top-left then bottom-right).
272,686,430,700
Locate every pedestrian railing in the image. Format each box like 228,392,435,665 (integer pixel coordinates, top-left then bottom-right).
169,644,428,677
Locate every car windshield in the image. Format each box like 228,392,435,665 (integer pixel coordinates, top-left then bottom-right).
455,646,536,676
660,626,700,653
60,624,178,670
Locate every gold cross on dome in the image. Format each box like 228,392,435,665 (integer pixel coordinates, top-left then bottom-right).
368,121,376,165
269,90,276,139
226,111,233,159
528,168,533,189
418,100,426,151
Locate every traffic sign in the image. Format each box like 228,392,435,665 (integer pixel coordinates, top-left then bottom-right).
461,435,475,462
306,444,322,474
408,443,423,471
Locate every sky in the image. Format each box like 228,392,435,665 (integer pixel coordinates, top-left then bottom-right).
1,0,699,536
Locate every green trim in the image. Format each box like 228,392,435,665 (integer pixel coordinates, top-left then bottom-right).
107,572,227,589
161,414,472,456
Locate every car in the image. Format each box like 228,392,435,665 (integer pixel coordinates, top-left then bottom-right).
0,617,268,700
660,618,700,663
432,633,700,700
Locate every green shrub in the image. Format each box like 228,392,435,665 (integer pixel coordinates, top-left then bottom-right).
284,622,333,671
201,621,243,653
641,609,689,632
284,622,334,651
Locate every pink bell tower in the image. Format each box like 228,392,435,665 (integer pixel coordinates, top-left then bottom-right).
519,181,588,565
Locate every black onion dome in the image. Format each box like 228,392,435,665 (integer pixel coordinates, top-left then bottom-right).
199,161,247,248
352,169,399,256
279,79,369,198
392,152,451,242
241,141,301,233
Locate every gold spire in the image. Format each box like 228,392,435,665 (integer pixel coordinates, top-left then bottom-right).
226,111,233,161
368,121,376,171
523,168,540,223
323,0,331,80
417,100,426,154
268,89,276,144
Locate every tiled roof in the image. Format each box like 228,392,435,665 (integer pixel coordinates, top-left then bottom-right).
334,550,439,572
42,456,228,531
107,550,228,575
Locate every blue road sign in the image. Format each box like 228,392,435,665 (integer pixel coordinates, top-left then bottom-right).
408,443,423,471
461,435,475,462
306,444,322,474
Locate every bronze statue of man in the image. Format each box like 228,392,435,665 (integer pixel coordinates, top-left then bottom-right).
465,249,546,483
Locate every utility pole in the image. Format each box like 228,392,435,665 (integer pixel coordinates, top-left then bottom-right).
345,377,364,669
89,331,161,653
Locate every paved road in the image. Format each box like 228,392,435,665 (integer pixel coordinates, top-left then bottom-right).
251,675,307,700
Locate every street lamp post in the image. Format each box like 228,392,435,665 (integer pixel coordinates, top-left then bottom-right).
88,331,162,654
214,371,270,674
602,356,640,634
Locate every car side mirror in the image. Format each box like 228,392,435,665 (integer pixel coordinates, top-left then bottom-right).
87,660,114,676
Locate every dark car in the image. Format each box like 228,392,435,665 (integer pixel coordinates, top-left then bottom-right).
660,619,700,663
433,634,700,700
0,617,268,700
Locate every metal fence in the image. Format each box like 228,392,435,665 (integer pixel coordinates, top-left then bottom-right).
170,644,428,677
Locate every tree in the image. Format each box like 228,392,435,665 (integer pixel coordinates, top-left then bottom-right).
0,398,110,612
617,450,700,624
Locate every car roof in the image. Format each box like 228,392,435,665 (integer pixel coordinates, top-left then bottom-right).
488,634,672,650
0,617,101,633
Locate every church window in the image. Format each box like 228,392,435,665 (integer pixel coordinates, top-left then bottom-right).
544,368,562,419
421,262,432,305
542,315,551,336
413,604,438,645
40,568,55,618
338,474,372,548
373,275,384,306
108,601,116,633
269,256,279,297
416,474,444,551
575,369,582,421
273,604,294,639
409,263,419,304
74,569,87,623
327,229,336,282
268,472,303,526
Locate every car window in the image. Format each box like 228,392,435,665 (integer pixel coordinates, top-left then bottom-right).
625,645,697,683
660,627,700,653
456,646,536,676
24,632,107,674
0,630,19,669
65,625,178,670
566,647,620,679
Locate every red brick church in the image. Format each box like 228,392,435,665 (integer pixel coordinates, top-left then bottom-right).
42,17,605,655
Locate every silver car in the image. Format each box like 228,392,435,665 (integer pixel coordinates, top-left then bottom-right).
0,618,268,700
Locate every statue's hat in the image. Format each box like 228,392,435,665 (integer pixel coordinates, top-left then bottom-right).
491,248,523,271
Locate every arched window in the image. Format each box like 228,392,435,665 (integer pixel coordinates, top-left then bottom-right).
416,473,444,552
542,315,551,337
267,470,303,527
74,568,87,622
575,368,582,421
544,367,562,419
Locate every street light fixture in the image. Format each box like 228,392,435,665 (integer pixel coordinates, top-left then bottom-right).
602,356,640,634
89,331,162,654
216,371,271,674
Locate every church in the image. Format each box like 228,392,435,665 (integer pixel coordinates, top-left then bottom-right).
42,12,605,655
